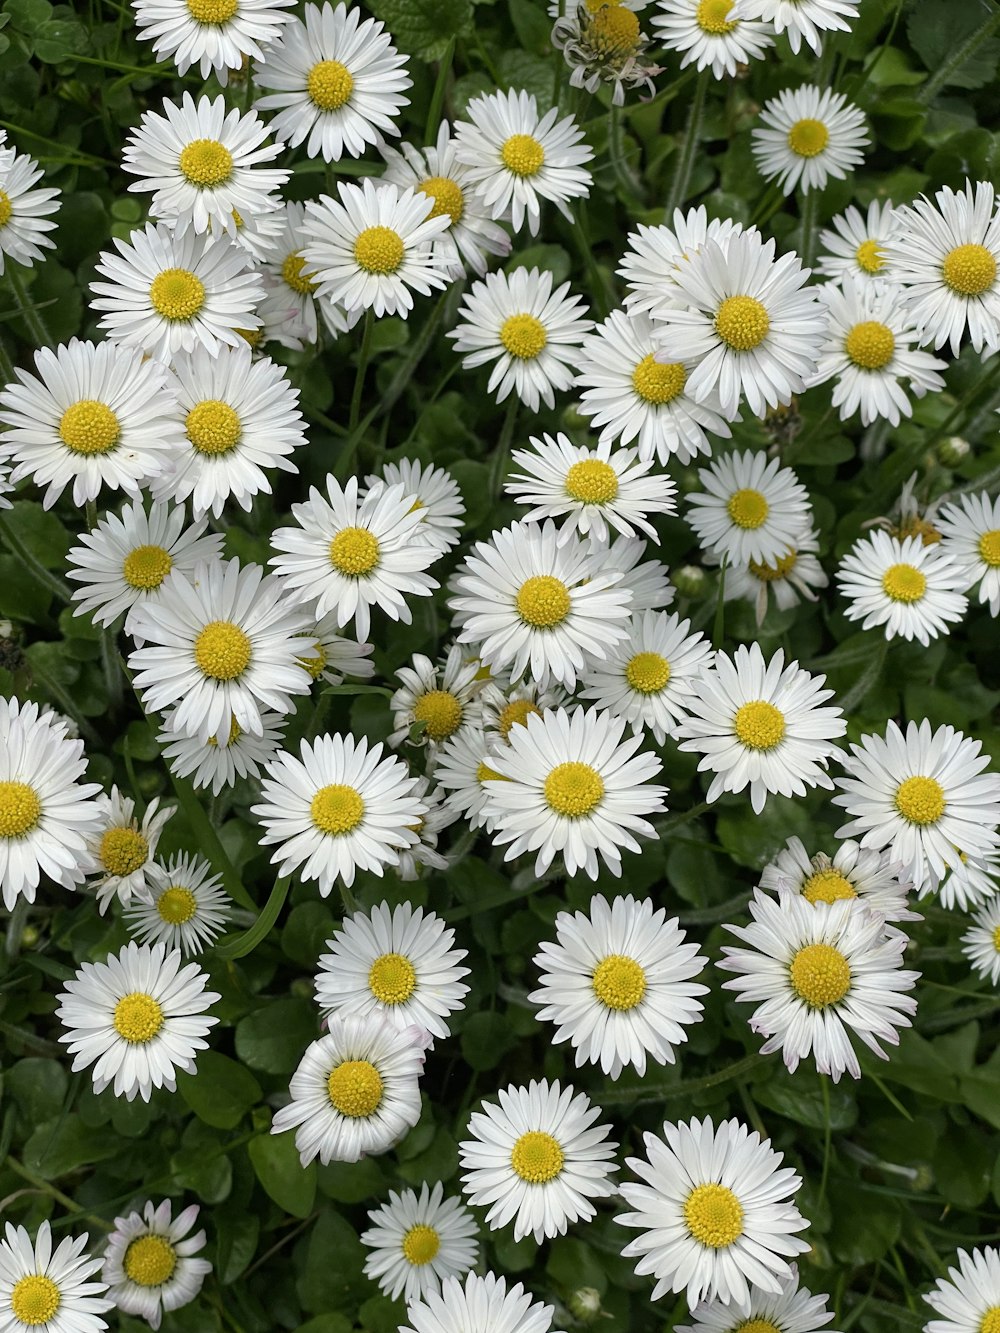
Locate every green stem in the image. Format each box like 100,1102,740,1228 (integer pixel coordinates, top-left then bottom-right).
7,263,54,349
348,309,375,435
0,119,107,167
424,38,456,144
837,634,888,712
819,1073,832,1206
216,876,290,960
167,770,256,911
489,397,518,499
657,798,712,834
6,1158,113,1230
922,357,1000,454
664,68,709,220
918,6,1000,102
798,187,818,270
712,556,727,648
844,0,904,98
607,102,645,210
0,331,14,385
596,1051,763,1106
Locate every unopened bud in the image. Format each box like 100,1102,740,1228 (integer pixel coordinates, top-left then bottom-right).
560,403,589,433
672,564,709,599
937,435,971,467
567,1288,603,1322
20,925,40,948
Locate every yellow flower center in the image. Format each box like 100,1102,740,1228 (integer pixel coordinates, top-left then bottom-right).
631,355,686,405
0,781,42,838
726,487,769,529
845,320,895,370
733,700,785,750
10,1276,61,1326
894,515,940,546
207,715,242,749
802,867,857,904
114,991,165,1043
894,775,946,825
124,1234,177,1287
477,761,508,783
980,1312,1000,1333
789,941,851,1008
178,138,233,188
942,243,997,296
413,689,463,741
787,118,829,158
881,562,926,603
58,400,120,455
296,642,327,681
501,134,545,177
565,458,619,505
500,312,547,359
236,326,263,348
544,761,605,817
327,1059,383,1117
157,886,198,924
516,574,571,628
855,238,885,274
310,783,365,835
281,251,318,294
510,1130,564,1182
992,928,1000,955
100,827,149,877
193,620,252,680
978,529,1000,567
401,1224,440,1266
149,267,206,322
307,59,354,111
625,651,671,694
684,1183,744,1248
329,526,380,576
353,225,404,275
498,699,540,737
695,0,738,33
748,548,797,581
585,4,641,55
368,951,417,1004
737,1320,783,1333
0,190,12,228
417,175,465,225
591,954,646,1010
715,296,770,351
187,0,239,21
123,544,173,590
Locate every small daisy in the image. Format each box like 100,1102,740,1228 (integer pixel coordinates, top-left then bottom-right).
722,527,828,628
366,458,466,553
676,643,846,815
256,201,333,349
253,1,412,161
453,88,593,236
432,726,507,832
836,530,968,645
316,901,469,1041
362,1182,479,1305
617,1115,809,1310
925,1246,1000,1333
0,149,60,274
552,3,660,106
817,200,898,286
482,705,666,880
402,1272,564,1333
0,1220,112,1333
619,208,747,322
390,644,484,750
752,84,869,196
934,851,1000,911
132,0,296,82
101,1199,211,1331
677,1266,837,1333
602,532,675,612
687,449,813,568
56,941,219,1102
271,1014,425,1165
866,470,947,547
85,787,173,914
480,679,569,746
157,707,288,796
760,836,918,923
731,0,859,54
123,853,232,956
390,776,457,881
962,898,1000,985
448,267,592,413
460,1079,618,1243
296,611,376,687
653,0,774,79
938,491,1000,616
529,893,708,1079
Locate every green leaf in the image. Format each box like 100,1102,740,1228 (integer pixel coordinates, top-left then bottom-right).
298,1319,355,1333
6,1058,68,1124
907,0,1000,88
23,1115,120,1178
213,1208,260,1285
496,50,553,111
367,0,473,60
33,15,89,60
460,1011,518,1071
297,1209,366,1311
317,1155,387,1204
235,997,318,1075
508,0,552,53
249,1129,317,1218
933,1126,991,1207
5,0,54,34
177,1051,262,1130
1,500,70,568
754,1073,858,1132
506,244,572,285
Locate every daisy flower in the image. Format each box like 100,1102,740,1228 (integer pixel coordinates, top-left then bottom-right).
255,201,333,349
85,787,173,914
617,1115,809,1310
432,726,507,832
402,1272,564,1333
833,719,1000,889
386,776,457,881
962,898,1000,985
731,0,859,54
686,449,813,568
56,941,219,1102
760,836,918,923
480,679,568,745
157,707,287,796
653,0,773,79
390,644,484,750
366,458,466,553
0,1221,111,1333
296,611,376,687
132,0,296,82
482,705,666,880
529,893,708,1079
677,1266,837,1333
448,267,591,413
0,149,60,274
602,532,675,612
123,853,232,956
251,732,426,894
90,221,265,361
925,1246,1000,1333
0,338,181,509
817,200,898,286
938,491,1000,616
253,1,412,161
362,1182,479,1305
934,851,1000,911
722,527,828,628
453,88,593,236
552,4,660,106
676,643,846,815
836,530,968,645
459,1079,618,1243
101,1199,211,1331
752,85,869,195
271,1014,424,1165
618,208,747,322
316,901,469,1042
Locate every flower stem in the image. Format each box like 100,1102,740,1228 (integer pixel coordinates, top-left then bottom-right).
425,38,456,144
712,555,727,647
917,6,1000,102
608,102,645,211
348,308,375,435
596,1051,763,1106
664,67,709,221
7,262,54,349
216,875,290,960
489,397,519,500
797,187,818,269
166,767,256,912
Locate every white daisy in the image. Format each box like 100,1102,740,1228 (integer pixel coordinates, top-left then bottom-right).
448,267,592,413
132,0,296,82
924,1246,1000,1333
362,1182,479,1305
390,644,484,750
460,1079,618,1243
836,530,968,646
85,787,173,914
255,201,333,350
686,449,813,568
156,707,288,796
817,200,898,287
552,4,660,106
479,679,569,746
676,642,846,815
366,457,466,553
101,1199,211,1331
653,0,773,79
722,527,828,628
601,532,675,612
123,853,232,956
402,1272,564,1333
529,893,708,1079
385,776,457,881
0,149,60,274
760,835,918,923
731,0,859,54
752,84,869,195
962,898,1000,985
933,851,1000,911
453,88,593,236
677,1265,837,1333
618,208,747,322
432,726,507,832
0,1221,111,1333
296,611,376,687
617,1115,810,1310
56,941,219,1102
271,1014,425,1165
938,491,1000,616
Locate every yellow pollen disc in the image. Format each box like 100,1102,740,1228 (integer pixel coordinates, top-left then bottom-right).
787,117,829,158
187,0,239,21
625,651,671,694
193,620,252,680
501,133,545,177
0,190,12,228
726,487,769,530
714,295,770,351
178,138,233,188
585,5,640,53
401,1224,440,1266
584,0,622,9
58,399,120,455
684,1183,744,1249
10,1275,61,1326
499,699,540,737
329,526,381,576
942,243,997,297
510,1130,564,1183
631,354,686,404
981,1313,1000,1333
544,761,605,817
592,954,646,1010
0,781,42,838
802,867,857,904
992,927,1000,955
516,574,571,628
307,59,354,111
149,267,206,322
500,312,547,359
327,1059,383,1117
310,783,365,835
895,515,941,546
978,529,1000,567
124,1234,177,1287
417,175,465,225
476,761,508,783
845,320,895,370
123,544,173,590
733,700,785,751
114,991,165,1043
232,208,244,229
413,689,463,741
100,827,149,877
207,714,243,749
353,225,404,275
855,238,885,274
565,458,619,505
695,0,738,33
368,951,417,1004
281,251,318,294
236,326,263,348
881,562,927,604
298,642,328,680
894,775,946,825
748,548,797,581
790,941,851,1008
157,886,198,924
736,1320,783,1333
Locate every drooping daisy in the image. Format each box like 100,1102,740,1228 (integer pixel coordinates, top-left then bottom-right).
731,0,859,54
653,0,773,79
962,898,1000,985
56,941,219,1102
460,1079,618,1243
836,530,968,645
752,84,869,195
602,532,675,612
271,1014,424,1165
529,893,708,1079
366,458,466,553
255,201,332,349
924,1246,1000,1333
617,1115,810,1310
934,850,1000,911
0,149,60,274
132,0,296,82
123,853,232,956
686,449,812,568
85,787,173,914
817,200,898,287
618,208,747,322
552,3,660,106
938,490,1000,616
676,643,846,815
677,1265,837,1333
402,1272,564,1333
389,776,457,881
390,644,484,750
253,1,412,161
867,469,947,547
448,267,591,413
157,707,288,795
296,611,376,687
760,836,918,924
722,527,828,627
833,719,1000,889
453,88,594,236
101,1199,211,1331
0,1220,112,1333
432,726,507,832
362,1182,479,1305
0,338,181,509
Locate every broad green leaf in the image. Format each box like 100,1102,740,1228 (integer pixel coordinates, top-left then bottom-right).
367,0,473,60
249,1129,317,1218
177,1051,262,1130
235,997,318,1075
